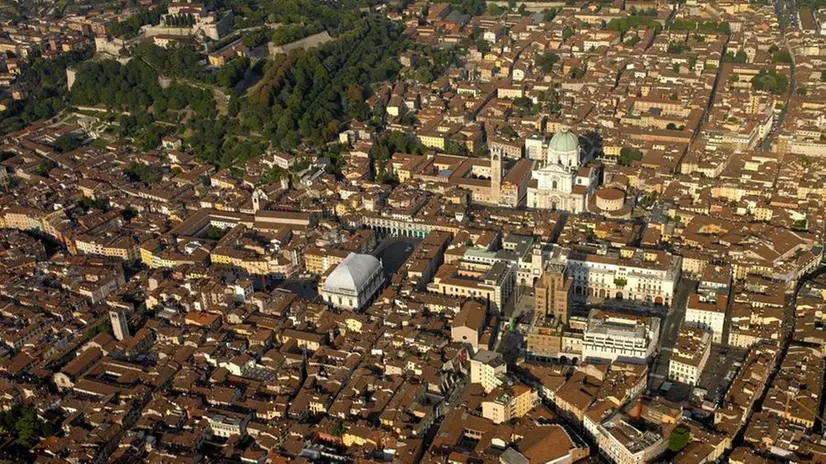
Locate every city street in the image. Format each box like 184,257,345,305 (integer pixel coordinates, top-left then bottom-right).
648,278,697,390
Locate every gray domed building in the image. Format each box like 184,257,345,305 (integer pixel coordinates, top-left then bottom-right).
321,253,384,310
527,126,597,213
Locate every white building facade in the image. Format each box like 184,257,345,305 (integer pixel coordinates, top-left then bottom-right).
582,310,660,364
566,248,681,306
321,253,385,311
668,328,712,386
526,127,597,213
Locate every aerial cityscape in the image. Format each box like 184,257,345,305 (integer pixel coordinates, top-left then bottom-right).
0,0,824,462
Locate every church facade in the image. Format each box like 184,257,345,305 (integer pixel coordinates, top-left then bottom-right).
524,127,597,213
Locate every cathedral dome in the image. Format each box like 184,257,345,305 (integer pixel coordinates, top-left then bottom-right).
548,126,579,155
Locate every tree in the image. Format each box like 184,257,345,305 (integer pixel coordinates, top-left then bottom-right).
667,41,689,54
216,57,250,88
618,147,643,166
34,160,56,177
797,86,808,96
669,427,690,453
821,70,826,82
444,139,469,156
126,162,162,185
771,49,793,64
204,225,227,240
110,7,164,39
536,51,560,73
476,39,491,54
243,28,270,48
488,3,507,15
750,69,789,95
331,421,347,436
542,8,557,21
53,133,84,153
624,35,641,46
606,16,662,36
722,49,748,63
562,26,575,41
614,277,627,287
570,66,586,79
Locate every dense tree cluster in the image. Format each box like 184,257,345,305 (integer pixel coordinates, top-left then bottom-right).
71,58,217,118
0,49,92,135
512,96,539,117
370,131,424,181
410,46,456,85
109,7,165,38
185,116,268,167
618,147,643,165
668,428,690,453
796,0,826,9
771,49,793,64
606,17,662,36
242,28,270,48
722,49,748,63
53,133,84,153
133,42,207,81
535,51,560,73
667,41,689,54
445,0,486,15
669,20,731,34
204,225,228,240
165,13,197,27
117,114,172,151
0,403,54,450
244,15,405,148
222,0,365,32
751,69,789,95
271,23,323,45
34,160,56,178
629,6,658,15
126,161,162,185
216,57,250,88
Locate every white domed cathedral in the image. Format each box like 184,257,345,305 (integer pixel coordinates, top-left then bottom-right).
526,126,597,213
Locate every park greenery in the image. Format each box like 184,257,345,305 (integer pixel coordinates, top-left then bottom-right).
0,49,92,135
536,51,560,73
204,225,229,240
669,20,731,34
53,133,84,153
668,427,690,453
618,147,643,166
243,15,406,148
722,49,748,63
750,69,789,95
771,49,793,64
271,23,324,45
218,0,366,32
109,7,165,38
0,403,54,450
126,161,163,185
70,58,217,117
606,16,662,37
667,41,689,54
